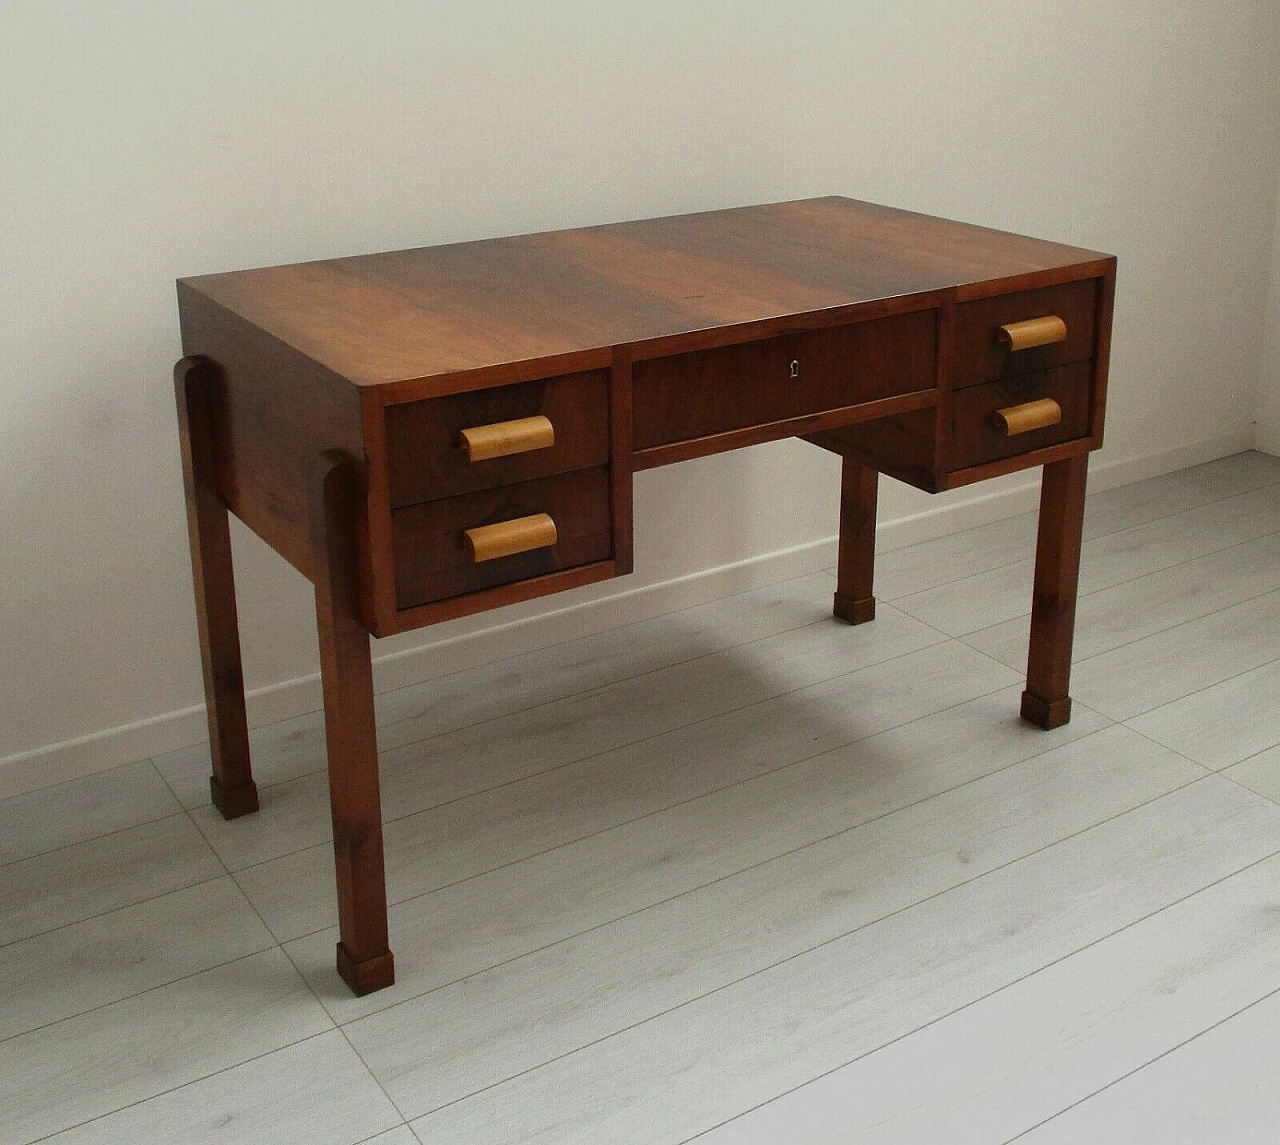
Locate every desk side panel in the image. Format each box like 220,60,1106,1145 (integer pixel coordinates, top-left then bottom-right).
177,283,366,583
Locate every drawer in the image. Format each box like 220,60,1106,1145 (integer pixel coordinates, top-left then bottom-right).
391,467,612,609
949,361,1093,471
632,308,937,450
953,278,1098,389
385,369,610,507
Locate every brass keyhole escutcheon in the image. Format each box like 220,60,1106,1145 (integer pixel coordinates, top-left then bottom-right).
790,359,800,379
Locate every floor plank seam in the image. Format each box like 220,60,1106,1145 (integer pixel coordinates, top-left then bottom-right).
170,610,869,811
289,677,1031,966
369,603,840,751
373,768,1221,1112
15,1026,344,1145
1116,653,1280,729
0,807,200,875
1070,579,1280,658
184,805,242,882
334,1020,417,1127
687,833,1280,1145
353,1128,417,1145
8,455,1280,1142
149,498,1280,814
0,946,324,1049
229,868,316,948
0,875,244,962
1218,769,1280,809
148,756,197,817
1079,479,1280,543
885,516,1280,629
1128,729,1220,775
953,537,1280,665
219,635,998,882
228,868,299,970
998,980,1280,1145
144,605,828,810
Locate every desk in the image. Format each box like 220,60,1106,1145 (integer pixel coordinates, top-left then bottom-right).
175,197,1115,994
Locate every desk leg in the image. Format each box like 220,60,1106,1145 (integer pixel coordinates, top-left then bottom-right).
833,458,878,624
174,357,259,819
1021,455,1088,729
310,451,395,995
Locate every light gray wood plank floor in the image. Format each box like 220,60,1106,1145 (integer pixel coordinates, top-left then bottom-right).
2,449,1279,1143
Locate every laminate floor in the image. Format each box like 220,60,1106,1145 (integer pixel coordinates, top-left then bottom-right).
4,450,1280,1144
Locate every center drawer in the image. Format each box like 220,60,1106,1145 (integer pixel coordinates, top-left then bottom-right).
632,308,937,450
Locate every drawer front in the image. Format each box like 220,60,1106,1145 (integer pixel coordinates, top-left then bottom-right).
386,369,610,507
953,278,1098,389
391,467,612,609
949,361,1093,471
632,308,937,450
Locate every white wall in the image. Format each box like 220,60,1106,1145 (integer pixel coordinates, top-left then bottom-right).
1257,160,1280,453
4,1,1280,791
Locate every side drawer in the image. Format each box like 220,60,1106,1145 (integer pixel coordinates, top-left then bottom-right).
385,369,610,507
949,361,1093,471
953,278,1098,389
391,467,612,609
632,308,936,450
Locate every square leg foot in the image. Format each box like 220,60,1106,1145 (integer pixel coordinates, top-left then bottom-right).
1021,690,1072,730
336,943,395,996
833,592,876,625
210,776,260,819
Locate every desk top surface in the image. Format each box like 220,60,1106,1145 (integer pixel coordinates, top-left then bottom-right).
179,197,1111,389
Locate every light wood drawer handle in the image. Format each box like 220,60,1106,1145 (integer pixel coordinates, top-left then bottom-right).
464,513,558,562
992,397,1062,436
460,415,555,462
997,315,1067,351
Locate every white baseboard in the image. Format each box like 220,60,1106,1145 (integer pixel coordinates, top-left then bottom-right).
1255,422,1280,457
0,430,1259,800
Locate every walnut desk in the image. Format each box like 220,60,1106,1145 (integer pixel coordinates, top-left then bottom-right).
175,197,1116,995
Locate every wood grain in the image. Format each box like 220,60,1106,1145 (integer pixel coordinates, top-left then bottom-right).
350,724,1161,1115
180,199,1111,393
0,949,331,1145
19,457,1280,1138
239,636,1005,945
173,197,1116,995
1022,455,1089,728
949,362,1091,469
176,293,365,582
310,451,394,995
173,357,259,819
390,467,612,609
953,277,1097,388
632,308,936,451
410,751,1252,1144
385,370,609,506
699,802,1280,1145
833,458,878,624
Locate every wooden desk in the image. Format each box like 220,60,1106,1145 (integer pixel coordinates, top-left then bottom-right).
175,197,1115,994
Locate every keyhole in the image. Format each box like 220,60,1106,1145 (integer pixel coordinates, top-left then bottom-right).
790,359,800,380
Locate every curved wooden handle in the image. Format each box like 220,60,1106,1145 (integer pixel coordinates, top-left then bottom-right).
993,397,1062,436
464,513,558,562
997,315,1067,352
460,415,555,462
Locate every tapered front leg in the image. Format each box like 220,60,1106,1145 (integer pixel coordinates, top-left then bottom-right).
309,450,394,995
833,457,878,625
174,357,259,819
1021,455,1089,729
